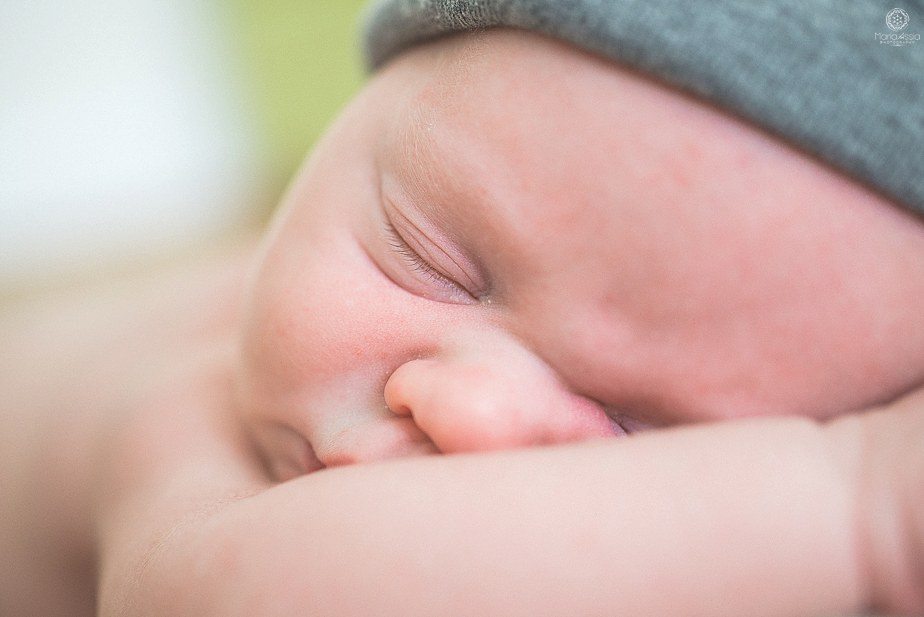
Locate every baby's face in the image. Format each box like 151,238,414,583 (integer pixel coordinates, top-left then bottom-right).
237,30,924,479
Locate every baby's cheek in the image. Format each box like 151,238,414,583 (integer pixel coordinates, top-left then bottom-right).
236,232,442,473
241,239,379,392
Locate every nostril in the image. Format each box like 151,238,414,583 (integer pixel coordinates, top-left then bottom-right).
388,403,412,417
618,415,655,434
383,358,435,419
608,416,627,436
604,407,656,435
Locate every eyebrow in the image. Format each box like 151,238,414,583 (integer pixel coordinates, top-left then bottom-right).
383,96,461,228
379,99,492,292
393,99,451,204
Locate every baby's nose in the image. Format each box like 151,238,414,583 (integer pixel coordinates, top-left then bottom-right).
383,335,616,454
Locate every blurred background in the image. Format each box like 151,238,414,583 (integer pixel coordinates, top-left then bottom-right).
1,0,368,299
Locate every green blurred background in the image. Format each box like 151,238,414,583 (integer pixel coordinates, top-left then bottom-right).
0,1,373,298
230,0,369,212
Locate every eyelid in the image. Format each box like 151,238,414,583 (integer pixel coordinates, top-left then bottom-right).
383,219,457,287
380,192,487,298
381,212,478,303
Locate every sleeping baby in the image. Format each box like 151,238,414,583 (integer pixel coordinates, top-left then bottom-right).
2,1,923,616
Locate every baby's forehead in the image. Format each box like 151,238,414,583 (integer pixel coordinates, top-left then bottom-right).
374,30,797,262
365,3,924,219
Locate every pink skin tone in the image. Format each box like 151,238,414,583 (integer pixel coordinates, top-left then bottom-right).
4,28,924,617
236,29,924,479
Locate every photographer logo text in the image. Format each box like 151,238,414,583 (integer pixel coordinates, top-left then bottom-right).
876,7,919,46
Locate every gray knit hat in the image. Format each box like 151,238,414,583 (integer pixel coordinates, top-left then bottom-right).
363,0,924,215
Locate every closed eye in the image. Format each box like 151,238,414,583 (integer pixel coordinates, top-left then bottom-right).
383,219,453,287
380,217,477,303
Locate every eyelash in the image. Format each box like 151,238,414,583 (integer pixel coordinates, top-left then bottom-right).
383,219,456,288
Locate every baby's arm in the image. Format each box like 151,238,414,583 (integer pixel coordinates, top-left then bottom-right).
98,388,923,617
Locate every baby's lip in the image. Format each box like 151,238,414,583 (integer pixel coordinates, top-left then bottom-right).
309,416,438,468
249,421,323,481
280,410,653,478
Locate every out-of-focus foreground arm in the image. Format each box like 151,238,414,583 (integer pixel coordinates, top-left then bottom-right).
96,391,924,617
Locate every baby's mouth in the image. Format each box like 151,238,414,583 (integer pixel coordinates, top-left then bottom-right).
302,415,438,470
258,407,654,483
244,421,323,482
251,413,440,482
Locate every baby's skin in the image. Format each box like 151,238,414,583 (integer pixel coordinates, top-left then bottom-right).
236,29,924,475
2,29,923,616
